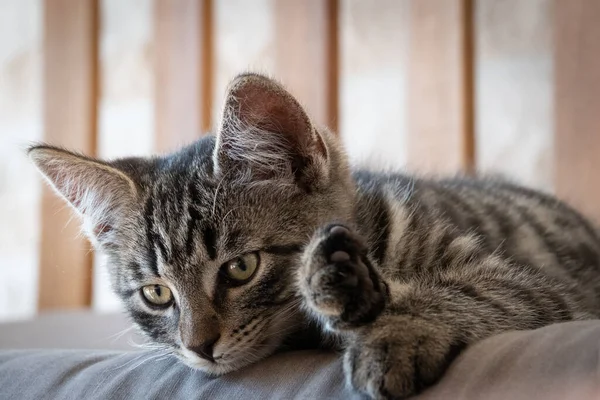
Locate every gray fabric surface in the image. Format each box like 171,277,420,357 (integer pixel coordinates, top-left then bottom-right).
0,349,356,400
0,319,599,399
419,320,600,400
0,311,140,350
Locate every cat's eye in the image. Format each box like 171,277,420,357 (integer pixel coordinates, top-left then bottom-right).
221,252,260,286
141,284,174,308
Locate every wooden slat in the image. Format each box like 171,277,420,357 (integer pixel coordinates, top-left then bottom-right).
155,0,213,152
554,0,600,222
274,0,338,131
406,0,474,173
40,0,98,310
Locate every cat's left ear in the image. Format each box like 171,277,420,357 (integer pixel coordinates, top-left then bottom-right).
28,145,138,245
214,73,329,190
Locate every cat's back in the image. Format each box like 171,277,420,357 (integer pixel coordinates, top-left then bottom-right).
355,169,599,248
353,169,600,305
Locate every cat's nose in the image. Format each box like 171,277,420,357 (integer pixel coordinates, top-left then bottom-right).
188,335,220,362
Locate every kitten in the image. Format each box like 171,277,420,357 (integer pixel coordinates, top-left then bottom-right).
29,73,600,399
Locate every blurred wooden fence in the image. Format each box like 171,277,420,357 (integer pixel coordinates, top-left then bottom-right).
37,0,600,310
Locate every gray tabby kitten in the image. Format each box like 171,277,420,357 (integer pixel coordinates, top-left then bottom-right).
29,73,600,399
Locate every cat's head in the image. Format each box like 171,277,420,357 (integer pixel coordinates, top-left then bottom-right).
29,73,355,374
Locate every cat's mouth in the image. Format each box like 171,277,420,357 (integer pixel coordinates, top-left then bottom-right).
177,319,298,375
177,347,225,374
176,336,281,376
176,301,306,375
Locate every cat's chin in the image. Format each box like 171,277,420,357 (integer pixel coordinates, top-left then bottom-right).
177,355,242,376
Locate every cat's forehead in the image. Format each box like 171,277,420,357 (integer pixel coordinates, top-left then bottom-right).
139,146,298,259
147,174,296,240
143,136,297,218
127,135,317,275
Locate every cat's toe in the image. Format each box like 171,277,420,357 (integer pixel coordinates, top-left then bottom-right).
298,224,388,330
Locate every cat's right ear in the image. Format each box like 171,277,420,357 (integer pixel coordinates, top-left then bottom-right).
214,73,329,190
28,145,137,244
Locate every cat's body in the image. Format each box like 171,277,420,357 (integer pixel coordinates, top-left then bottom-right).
351,171,600,317
29,74,600,399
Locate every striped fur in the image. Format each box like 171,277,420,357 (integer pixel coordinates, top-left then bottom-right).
307,172,600,399
29,74,600,398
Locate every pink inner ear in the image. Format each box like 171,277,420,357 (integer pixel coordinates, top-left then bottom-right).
70,192,83,209
230,76,313,146
93,223,112,237
46,167,86,209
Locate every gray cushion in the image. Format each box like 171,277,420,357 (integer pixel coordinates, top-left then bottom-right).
0,349,355,400
420,320,600,400
1,320,600,399
0,311,140,351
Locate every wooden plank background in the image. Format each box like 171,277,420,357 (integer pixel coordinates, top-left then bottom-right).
154,0,212,153
39,0,98,310
406,0,474,174
554,0,600,222
274,0,338,130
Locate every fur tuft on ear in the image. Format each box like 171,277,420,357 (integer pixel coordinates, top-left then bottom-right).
214,73,329,190
28,145,137,243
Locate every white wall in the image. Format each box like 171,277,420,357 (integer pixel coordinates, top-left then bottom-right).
475,0,553,191
0,0,42,320
340,0,409,171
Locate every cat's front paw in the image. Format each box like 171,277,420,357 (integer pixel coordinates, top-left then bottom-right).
345,317,464,399
298,224,389,330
